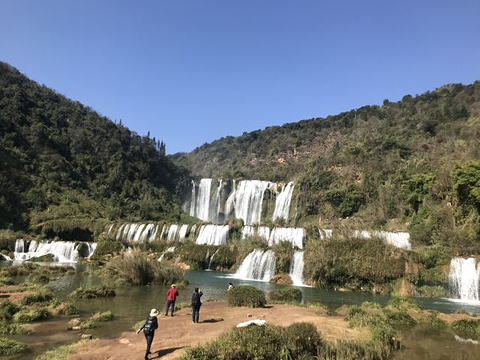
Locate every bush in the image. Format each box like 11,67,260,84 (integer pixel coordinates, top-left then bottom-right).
0,321,29,335
386,297,421,311
80,311,115,329
0,300,20,320
272,241,294,273
21,289,53,305
383,310,417,325
226,285,266,308
103,249,185,286
13,307,52,323
55,302,80,316
0,337,25,356
69,285,116,299
451,319,480,336
181,323,321,360
269,286,302,303
418,311,447,327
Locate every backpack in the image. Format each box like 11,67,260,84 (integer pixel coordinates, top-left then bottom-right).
143,316,156,335
192,293,200,307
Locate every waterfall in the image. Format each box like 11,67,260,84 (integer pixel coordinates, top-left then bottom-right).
138,224,155,243
353,230,412,250
116,224,126,240
13,240,95,262
449,257,480,302
269,227,305,249
213,179,224,223
166,224,179,242
272,182,295,222
208,248,220,270
178,225,189,242
234,249,276,281
194,179,213,221
225,180,236,218
132,224,147,242
289,251,305,286
241,226,256,239
258,226,271,240
195,225,229,246
86,243,97,258
319,229,333,240
0,253,11,261
234,180,274,225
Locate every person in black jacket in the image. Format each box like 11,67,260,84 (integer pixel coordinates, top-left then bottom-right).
191,287,203,323
136,308,159,359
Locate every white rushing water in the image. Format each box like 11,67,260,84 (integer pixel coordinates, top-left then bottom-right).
234,180,274,225
14,239,96,262
178,224,189,242
186,179,295,226
269,227,305,249
195,225,230,246
449,257,480,302
0,253,11,260
353,230,412,250
272,182,295,221
166,224,179,242
195,178,213,221
289,251,305,286
234,249,277,281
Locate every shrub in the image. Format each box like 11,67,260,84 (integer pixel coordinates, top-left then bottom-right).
55,302,80,316
226,285,266,308
418,311,447,327
383,310,417,325
269,286,302,303
21,289,53,305
386,297,421,311
0,321,29,335
0,337,25,356
13,307,52,323
103,249,185,286
69,285,116,299
0,300,20,320
272,241,294,273
451,319,480,336
181,323,321,360
81,311,115,328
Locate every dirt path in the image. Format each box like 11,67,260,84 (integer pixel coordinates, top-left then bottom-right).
69,302,364,360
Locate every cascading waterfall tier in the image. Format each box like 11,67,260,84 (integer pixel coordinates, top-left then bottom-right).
195,225,230,246
241,226,304,249
449,257,480,302
115,223,158,243
234,249,276,281
184,178,295,225
352,230,412,250
289,251,305,286
272,182,295,221
14,239,96,262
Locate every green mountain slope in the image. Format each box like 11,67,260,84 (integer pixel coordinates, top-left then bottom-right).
172,82,480,251
0,62,189,233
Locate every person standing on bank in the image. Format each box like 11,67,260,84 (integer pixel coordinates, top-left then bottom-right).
165,284,179,316
191,287,203,323
136,308,159,360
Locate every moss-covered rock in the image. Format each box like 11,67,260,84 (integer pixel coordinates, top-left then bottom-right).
269,273,293,285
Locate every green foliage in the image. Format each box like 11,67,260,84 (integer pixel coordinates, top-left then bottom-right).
91,237,125,260
13,307,52,323
418,311,447,328
81,311,115,328
0,321,29,335
0,337,25,356
178,243,237,270
451,319,480,336
0,300,20,320
102,249,185,286
269,286,302,303
383,310,417,325
401,173,434,212
69,285,115,299
21,289,53,305
386,297,421,312
35,340,88,360
0,62,189,230
181,323,322,360
226,285,266,308
304,235,405,290
453,160,480,211
272,241,294,273
54,302,80,316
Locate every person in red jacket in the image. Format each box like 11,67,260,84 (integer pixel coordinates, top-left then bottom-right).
165,284,179,316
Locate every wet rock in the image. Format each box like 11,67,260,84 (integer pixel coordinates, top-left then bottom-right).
81,333,94,340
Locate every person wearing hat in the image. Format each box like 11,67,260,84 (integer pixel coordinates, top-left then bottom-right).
136,308,159,360
165,284,179,316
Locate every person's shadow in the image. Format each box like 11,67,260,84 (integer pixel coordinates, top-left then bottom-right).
150,346,183,359
201,318,224,323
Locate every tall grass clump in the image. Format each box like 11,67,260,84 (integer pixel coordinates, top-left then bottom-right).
69,285,116,299
0,337,25,356
181,323,322,360
21,289,53,305
451,319,480,336
103,249,185,286
0,300,20,320
226,285,266,308
13,307,52,323
269,286,302,303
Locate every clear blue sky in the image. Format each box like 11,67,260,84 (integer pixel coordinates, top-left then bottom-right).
1,0,479,154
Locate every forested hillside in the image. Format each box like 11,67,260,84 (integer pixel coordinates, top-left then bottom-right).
0,62,189,234
172,82,480,252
